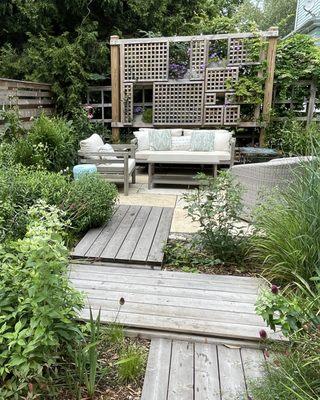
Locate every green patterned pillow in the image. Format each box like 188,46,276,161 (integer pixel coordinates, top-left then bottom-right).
149,130,172,151
190,131,215,151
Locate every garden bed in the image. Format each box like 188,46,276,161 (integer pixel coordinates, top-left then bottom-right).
56,332,149,400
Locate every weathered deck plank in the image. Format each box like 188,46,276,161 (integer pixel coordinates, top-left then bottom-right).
141,338,172,400
72,206,174,265
70,263,284,342
141,339,267,400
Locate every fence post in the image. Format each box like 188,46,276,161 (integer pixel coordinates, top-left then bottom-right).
260,27,278,147
110,35,120,143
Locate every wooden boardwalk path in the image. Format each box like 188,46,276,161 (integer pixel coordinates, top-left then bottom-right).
141,338,266,400
69,263,283,342
72,205,174,266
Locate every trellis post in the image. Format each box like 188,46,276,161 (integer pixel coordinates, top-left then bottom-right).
110,35,121,143
260,27,278,146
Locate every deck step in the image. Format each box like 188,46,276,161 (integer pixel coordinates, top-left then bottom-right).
141,338,266,400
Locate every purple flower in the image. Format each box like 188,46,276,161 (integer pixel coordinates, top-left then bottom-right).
133,106,143,115
259,329,267,340
271,285,279,295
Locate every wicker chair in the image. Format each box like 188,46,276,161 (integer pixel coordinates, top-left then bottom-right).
230,157,313,219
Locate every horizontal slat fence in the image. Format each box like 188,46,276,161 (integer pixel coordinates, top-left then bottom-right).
0,78,55,126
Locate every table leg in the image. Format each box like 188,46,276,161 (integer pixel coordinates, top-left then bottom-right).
213,164,218,178
148,163,154,189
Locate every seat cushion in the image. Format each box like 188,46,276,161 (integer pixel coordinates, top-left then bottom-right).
97,158,136,174
136,150,230,163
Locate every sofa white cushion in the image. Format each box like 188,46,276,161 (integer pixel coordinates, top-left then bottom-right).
139,128,182,137
135,150,230,162
80,134,104,159
133,131,150,150
98,143,117,160
183,129,201,136
97,159,136,174
171,136,191,151
214,130,232,151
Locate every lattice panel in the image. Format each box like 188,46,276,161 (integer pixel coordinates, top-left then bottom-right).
123,42,169,82
224,105,240,125
153,82,203,125
204,106,224,126
205,93,216,104
190,40,207,80
228,38,250,65
205,67,239,92
122,83,133,124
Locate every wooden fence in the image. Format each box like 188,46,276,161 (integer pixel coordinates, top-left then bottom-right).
0,78,55,126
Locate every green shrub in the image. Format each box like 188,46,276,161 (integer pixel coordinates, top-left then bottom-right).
183,172,248,263
0,165,69,240
64,173,118,234
0,202,83,399
142,108,153,123
266,118,320,156
0,166,118,242
25,113,77,171
251,158,320,284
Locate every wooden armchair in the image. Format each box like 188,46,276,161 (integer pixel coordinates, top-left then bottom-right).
78,144,136,196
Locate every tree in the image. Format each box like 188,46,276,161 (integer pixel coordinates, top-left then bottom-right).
235,0,297,37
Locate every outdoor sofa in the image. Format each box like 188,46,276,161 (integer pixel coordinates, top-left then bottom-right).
131,128,235,177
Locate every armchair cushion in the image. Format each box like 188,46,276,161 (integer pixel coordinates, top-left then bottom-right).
97,159,136,174
80,133,104,159
98,143,117,160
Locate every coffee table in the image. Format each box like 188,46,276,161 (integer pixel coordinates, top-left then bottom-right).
146,153,224,189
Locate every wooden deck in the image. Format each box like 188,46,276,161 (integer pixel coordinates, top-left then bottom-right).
141,338,266,400
69,263,284,342
72,205,174,266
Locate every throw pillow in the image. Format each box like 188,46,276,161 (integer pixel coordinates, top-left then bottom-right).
171,136,191,151
170,129,183,137
190,131,215,151
149,130,172,151
183,129,199,137
99,143,117,160
80,133,104,159
133,131,150,150
214,130,232,151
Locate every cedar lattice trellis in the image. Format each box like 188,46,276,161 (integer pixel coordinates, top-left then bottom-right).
110,29,279,144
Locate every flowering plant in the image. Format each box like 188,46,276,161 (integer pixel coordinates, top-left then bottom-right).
83,104,94,119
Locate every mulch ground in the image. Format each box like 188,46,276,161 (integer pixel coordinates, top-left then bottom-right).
57,337,149,400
